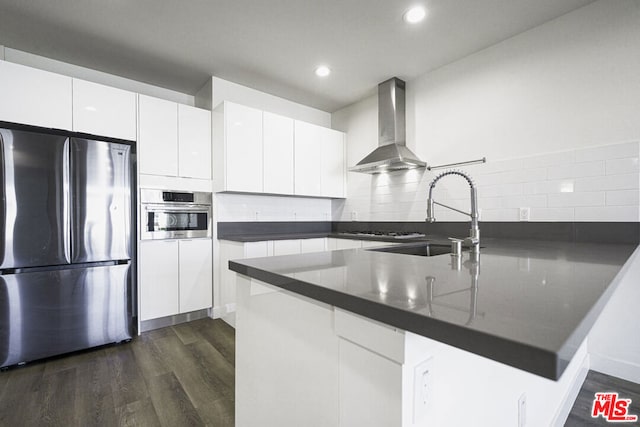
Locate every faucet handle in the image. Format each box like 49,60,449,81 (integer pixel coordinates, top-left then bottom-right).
448,237,463,257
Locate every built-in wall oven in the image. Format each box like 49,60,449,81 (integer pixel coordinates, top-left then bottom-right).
141,189,212,240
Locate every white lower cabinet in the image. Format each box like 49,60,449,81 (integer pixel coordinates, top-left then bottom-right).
178,239,213,313
140,240,179,321
328,238,362,250
221,236,403,327
140,238,212,322
219,238,330,326
301,238,328,253
327,238,402,250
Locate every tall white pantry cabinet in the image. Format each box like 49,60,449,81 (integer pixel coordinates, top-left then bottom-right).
137,94,213,323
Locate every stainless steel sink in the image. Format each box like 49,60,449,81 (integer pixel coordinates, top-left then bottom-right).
367,242,452,257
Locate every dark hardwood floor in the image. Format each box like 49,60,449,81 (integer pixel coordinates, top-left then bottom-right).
565,370,640,426
0,318,235,427
1,318,638,426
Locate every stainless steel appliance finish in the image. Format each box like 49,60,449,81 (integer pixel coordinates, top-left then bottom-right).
426,169,480,254
140,189,212,240
349,78,427,174
71,139,131,262
0,126,134,369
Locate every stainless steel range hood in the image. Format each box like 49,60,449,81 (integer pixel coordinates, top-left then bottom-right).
349,77,426,174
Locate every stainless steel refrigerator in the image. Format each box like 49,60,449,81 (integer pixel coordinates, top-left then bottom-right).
0,125,134,369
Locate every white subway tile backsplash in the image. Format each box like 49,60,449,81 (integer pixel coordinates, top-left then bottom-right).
522,150,575,169
606,190,640,206
574,206,640,222
216,193,331,222
472,158,523,174
477,197,502,209
547,192,605,207
524,195,548,208
215,140,639,224
530,208,575,221
605,157,639,175
477,183,522,198
574,173,639,192
524,180,575,195
480,208,519,221
574,141,640,163
547,161,605,180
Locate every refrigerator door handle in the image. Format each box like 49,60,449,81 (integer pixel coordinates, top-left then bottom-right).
63,138,71,264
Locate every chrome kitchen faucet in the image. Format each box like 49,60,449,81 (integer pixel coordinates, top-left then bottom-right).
426,170,480,254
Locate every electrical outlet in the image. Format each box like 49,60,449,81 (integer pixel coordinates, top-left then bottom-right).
413,358,433,423
518,393,527,427
351,211,358,221
519,207,530,222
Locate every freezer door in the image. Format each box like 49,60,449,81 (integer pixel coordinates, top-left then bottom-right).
0,263,133,368
0,128,70,269
71,139,131,263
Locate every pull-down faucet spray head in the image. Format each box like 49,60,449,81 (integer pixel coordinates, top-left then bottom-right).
426,169,480,252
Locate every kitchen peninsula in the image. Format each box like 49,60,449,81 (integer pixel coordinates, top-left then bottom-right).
229,238,638,426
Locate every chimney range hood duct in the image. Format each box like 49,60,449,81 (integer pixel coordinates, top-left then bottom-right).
349,77,426,174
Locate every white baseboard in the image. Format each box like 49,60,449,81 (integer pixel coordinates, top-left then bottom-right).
590,353,640,384
210,306,224,319
552,353,590,427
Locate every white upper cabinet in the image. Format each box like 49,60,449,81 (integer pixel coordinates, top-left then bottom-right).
178,104,211,180
139,96,212,179
295,122,345,197
138,95,179,176
0,60,72,130
73,79,137,140
178,239,213,313
321,127,346,198
263,111,294,195
214,101,345,198
214,102,263,192
294,120,323,196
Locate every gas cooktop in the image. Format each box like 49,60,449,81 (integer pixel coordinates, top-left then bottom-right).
337,231,426,239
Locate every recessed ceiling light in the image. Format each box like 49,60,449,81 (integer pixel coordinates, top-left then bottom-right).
315,65,331,77
403,6,427,24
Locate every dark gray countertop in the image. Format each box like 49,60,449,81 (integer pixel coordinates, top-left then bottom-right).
229,238,637,380
218,232,430,243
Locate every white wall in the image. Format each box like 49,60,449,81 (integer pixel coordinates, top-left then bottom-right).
333,0,640,223
207,76,331,127
3,47,194,105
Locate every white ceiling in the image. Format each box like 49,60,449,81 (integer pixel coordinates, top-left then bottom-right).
0,0,595,112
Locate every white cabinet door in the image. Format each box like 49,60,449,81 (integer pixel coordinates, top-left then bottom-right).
273,239,301,256
294,121,322,196
321,128,346,198
179,239,213,313
178,104,211,180
0,60,72,130
138,95,178,176
72,79,136,140
335,239,362,250
225,103,263,192
139,240,179,321
301,238,328,253
263,112,294,195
